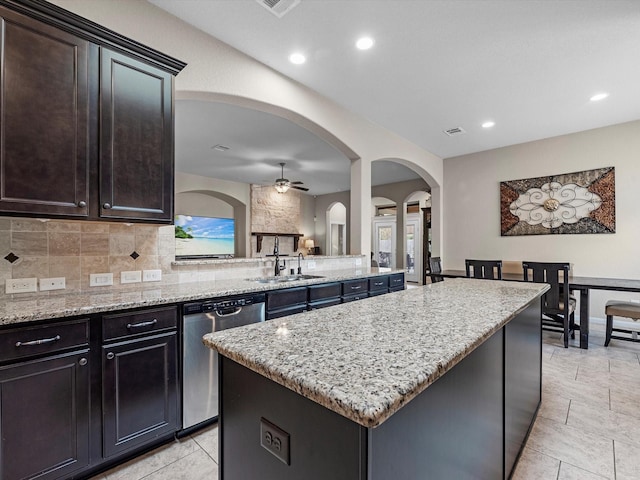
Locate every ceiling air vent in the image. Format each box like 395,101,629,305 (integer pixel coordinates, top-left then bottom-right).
443,127,466,137
256,0,301,18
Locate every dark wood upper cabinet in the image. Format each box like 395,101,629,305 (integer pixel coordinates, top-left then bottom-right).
99,49,174,222
0,0,185,223
0,5,90,217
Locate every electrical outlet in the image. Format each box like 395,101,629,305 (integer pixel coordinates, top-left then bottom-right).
39,277,66,291
6,277,38,294
143,269,162,282
121,270,142,284
260,417,290,465
355,258,363,266
89,273,113,287
307,260,316,269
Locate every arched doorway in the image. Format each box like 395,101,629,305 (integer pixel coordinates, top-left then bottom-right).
326,202,347,256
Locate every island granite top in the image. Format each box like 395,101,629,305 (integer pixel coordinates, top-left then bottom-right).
203,278,549,428
0,268,395,326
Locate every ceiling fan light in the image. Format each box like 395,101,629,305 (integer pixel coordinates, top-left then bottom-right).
275,182,290,193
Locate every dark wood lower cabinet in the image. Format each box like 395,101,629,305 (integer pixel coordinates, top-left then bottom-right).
0,350,90,480
102,331,178,458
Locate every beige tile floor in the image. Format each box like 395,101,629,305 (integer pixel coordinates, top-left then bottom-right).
91,325,640,480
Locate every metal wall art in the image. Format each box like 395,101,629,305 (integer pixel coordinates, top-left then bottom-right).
500,167,615,236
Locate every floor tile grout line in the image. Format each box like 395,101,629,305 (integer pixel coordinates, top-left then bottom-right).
565,399,571,425
612,439,617,480
137,449,204,480
192,436,219,465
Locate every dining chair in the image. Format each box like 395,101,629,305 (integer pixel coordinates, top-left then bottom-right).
465,259,503,280
522,261,577,348
429,257,443,283
604,300,640,346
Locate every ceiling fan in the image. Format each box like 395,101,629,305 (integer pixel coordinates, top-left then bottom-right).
274,162,308,193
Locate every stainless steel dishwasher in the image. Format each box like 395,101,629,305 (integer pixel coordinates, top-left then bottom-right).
181,292,266,430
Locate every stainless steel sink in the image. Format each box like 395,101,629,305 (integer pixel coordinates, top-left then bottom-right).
250,274,324,284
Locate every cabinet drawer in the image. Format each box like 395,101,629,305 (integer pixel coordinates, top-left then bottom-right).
266,287,307,311
103,306,177,342
342,279,368,296
389,273,405,289
341,293,367,303
308,298,342,310
0,318,89,363
308,282,341,302
369,276,389,292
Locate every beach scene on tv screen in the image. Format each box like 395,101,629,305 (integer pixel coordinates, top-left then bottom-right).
175,215,235,256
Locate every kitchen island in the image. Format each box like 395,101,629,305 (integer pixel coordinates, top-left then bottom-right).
204,278,549,480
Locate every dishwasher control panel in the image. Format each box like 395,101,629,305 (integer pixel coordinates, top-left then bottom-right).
183,293,266,315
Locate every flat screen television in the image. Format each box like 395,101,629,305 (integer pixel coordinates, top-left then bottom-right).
175,214,235,258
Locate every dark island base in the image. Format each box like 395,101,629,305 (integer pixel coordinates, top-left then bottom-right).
219,301,541,479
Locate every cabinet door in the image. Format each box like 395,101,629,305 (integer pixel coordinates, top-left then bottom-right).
102,331,178,457
0,6,89,217
0,350,90,480
100,48,174,222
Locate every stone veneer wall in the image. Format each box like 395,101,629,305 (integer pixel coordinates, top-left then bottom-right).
250,185,302,256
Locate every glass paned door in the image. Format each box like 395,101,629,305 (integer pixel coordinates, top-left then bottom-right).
373,221,395,269
405,216,420,283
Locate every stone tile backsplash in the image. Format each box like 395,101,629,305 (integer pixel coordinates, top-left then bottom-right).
1,216,364,298
0,217,175,295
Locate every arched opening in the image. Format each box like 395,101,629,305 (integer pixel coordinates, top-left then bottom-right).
325,202,347,256
371,159,433,283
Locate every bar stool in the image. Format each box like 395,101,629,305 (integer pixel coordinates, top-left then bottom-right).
604,300,640,346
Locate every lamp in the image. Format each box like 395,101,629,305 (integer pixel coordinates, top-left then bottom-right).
274,180,290,193
305,239,315,254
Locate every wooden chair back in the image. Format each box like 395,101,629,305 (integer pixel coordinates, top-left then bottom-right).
522,261,570,315
465,259,503,280
429,257,443,283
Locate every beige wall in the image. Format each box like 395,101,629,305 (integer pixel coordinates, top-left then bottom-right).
444,120,640,321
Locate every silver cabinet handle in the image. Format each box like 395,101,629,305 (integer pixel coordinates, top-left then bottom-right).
15,335,60,347
78,200,87,208
79,357,88,366
350,285,362,290
106,352,115,360
103,203,112,209
374,282,383,286
127,319,157,329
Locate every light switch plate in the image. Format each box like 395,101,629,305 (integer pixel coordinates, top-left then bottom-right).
121,270,142,284
143,269,162,282
90,273,113,287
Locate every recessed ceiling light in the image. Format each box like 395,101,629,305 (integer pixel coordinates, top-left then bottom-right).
212,144,230,151
289,53,306,65
590,92,609,102
482,121,495,129
356,37,374,50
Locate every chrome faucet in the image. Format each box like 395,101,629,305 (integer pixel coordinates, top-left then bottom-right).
297,252,304,274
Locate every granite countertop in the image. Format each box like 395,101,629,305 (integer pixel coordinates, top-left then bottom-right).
0,268,397,326
172,254,364,266
203,278,549,429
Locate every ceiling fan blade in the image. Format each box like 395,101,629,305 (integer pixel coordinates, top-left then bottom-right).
290,181,304,185
291,185,309,191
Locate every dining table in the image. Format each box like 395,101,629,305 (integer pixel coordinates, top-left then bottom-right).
436,270,640,349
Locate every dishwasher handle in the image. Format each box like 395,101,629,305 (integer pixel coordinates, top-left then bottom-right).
215,306,243,317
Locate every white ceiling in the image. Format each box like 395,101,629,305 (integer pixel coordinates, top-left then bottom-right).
175,100,421,196
153,0,640,194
